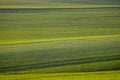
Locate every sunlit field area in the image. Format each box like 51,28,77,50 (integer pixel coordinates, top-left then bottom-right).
0,71,120,80
0,0,120,80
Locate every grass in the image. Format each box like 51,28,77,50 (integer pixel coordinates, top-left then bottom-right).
0,0,120,8
0,7,120,44
0,0,120,79
0,71,120,80
0,34,120,73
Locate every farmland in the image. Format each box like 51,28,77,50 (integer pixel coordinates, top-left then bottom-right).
0,71,120,80
0,0,120,80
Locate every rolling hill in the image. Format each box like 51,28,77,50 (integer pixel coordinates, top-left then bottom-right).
0,0,120,8
0,0,120,80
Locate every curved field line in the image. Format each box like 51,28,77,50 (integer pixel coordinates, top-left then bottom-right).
0,34,120,45
0,54,120,72
0,5,120,9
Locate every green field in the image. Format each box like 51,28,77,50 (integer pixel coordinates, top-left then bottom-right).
0,71,120,80
0,0,120,80
0,0,120,8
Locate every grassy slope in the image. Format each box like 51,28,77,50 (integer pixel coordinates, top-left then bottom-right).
0,37,120,73
0,7,120,74
0,0,120,80
0,0,120,5
0,0,120,8
0,8,120,44
0,71,120,80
